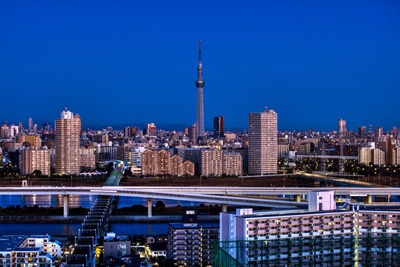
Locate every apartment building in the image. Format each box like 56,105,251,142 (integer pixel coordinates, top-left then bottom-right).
167,211,218,267
19,148,51,176
0,235,62,267
217,191,400,266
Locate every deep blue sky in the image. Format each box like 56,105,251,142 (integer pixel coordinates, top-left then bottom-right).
1,1,399,131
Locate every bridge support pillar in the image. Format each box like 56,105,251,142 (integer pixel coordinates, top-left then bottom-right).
63,195,69,218
222,204,228,213
294,195,301,202
148,198,152,218
365,195,372,204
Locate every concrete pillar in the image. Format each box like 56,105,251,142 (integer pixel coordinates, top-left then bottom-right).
148,198,152,218
63,195,69,218
222,204,228,213
365,195,372,204
294,195,301,202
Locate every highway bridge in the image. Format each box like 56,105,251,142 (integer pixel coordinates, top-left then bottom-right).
0,186,398,217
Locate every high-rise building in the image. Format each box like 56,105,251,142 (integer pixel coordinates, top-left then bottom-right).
146,123,157,136
375,126,383,140
338,118,346,137
55,109,81,175
195,40,205,140
28,117,33,132
167,211,219,267
213,116,224,139
18,122,24,133
187,124,197,142
358,126,367,139
248,109,278,175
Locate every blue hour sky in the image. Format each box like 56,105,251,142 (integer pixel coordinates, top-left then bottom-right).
1,0,399,132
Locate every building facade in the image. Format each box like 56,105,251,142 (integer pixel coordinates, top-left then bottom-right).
213,116,224,139
222,152,242,176
201,149,223,177
167,212,219,267
55,109,81,175
19,149,51,176
248,109,278,175
217,191,400,266
79,148,96,170
0,235,61,267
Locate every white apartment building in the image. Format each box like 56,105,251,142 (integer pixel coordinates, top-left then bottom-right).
217,191,400,266
0,235,62,267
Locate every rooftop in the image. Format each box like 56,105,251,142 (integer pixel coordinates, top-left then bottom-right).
0,235,27,252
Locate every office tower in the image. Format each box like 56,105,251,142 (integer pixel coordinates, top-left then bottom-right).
33,124,38,134
213,116,224,139
375,126,383,140
55,108,81,175
28,118,33,132
187,124,197,142
123,127,131,137
338,119,347,137
338,118,346,173
358,126,367,139
195,40,205,140
18,122,24,133
10,125,19,137
1,123,8,138
248,108,278,175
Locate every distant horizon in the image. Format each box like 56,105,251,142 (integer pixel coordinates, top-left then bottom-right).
1,116,397,133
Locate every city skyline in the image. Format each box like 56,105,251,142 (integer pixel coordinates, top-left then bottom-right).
1,1,399,131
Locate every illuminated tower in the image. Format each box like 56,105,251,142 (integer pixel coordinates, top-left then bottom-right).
338,119,346,174
195,40,205,140
55,108,81,175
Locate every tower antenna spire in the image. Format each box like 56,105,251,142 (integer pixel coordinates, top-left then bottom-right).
198,39,202,63
195,39,205,141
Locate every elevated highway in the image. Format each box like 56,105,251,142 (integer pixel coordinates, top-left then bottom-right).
0,186,308,209
0,186,399,213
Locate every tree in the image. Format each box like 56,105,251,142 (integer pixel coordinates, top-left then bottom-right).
155,200,166,210
32,170,42,177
